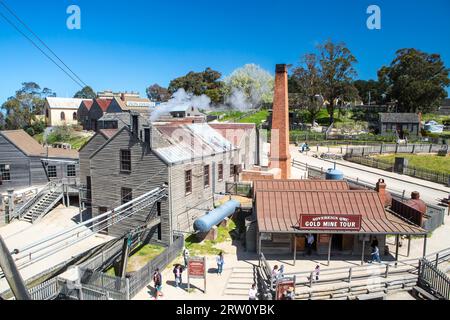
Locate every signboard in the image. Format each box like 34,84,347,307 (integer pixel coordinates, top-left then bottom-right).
188,258,206,278
297,214,362,231
275,276,296,300
187,256,207,294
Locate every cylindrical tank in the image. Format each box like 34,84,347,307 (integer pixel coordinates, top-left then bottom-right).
325,168,344,180
193,200,241,233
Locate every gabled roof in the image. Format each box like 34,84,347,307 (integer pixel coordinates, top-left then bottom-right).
46,97,86,109
79,100,94,110
153,123,236,164
379,113,420,123
0,129,79,159
256,189,426,235
93,98,113,112
78,129,116,153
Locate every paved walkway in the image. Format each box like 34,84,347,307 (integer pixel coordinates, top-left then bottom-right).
0,205,112,293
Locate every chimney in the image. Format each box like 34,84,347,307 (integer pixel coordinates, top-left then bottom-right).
375,178,387,207
269,64,291,179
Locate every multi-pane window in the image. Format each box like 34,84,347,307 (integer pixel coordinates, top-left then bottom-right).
121,187,132,204
218,163,223,181
47,165,57,178
120,149,131,172
204,165,210,188
185,170,192,195
0,164,11,181
230,164,235,177
67,164,76,177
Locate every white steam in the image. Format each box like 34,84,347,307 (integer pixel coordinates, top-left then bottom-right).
150,88,211,122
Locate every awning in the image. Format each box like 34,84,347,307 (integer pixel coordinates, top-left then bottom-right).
256,190,426,235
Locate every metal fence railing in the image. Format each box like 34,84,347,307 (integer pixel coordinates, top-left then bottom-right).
344,155,450,186
226,182,253,197
418,258,450,300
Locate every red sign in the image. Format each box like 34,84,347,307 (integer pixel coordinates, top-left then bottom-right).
276,279,295,300
188,259,205,278
297,214,362,231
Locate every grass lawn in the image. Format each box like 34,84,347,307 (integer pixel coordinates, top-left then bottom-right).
33,132,92,150
372,154,450,175
184,219,237,256
238,109,269,125
106,243,165,276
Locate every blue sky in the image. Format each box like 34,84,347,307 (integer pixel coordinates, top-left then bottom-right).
0,0,449,103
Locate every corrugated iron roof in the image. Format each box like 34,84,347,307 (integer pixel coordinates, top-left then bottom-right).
253,179,349,192
209,123,255,146
46,97,85,109
256,189,426,235
153,123,236,164
80,100,94,110
94,98,113,112
99,129,119,139
379,113,420,123
0,130,79,159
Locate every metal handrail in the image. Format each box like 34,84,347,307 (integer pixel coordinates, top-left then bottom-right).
12,181,61,219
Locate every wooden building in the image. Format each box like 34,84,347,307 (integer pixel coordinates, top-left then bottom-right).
0,130,79,193
77,100,94,130
253,179,427,265
379,113,421,137
79,113,256,244
44,97,86,127
87,98,123,131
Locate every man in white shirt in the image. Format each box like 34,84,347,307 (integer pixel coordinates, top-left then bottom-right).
249,283,258,300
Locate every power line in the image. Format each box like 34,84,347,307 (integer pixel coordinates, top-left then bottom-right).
0,0,89,88
0,9,84,89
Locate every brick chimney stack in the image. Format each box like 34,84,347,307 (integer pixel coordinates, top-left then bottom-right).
375,178,387,207
270,64,291,179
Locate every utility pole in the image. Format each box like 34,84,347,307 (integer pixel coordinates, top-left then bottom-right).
0,235,31,300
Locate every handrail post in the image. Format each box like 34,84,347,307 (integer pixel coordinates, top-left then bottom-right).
348,268,352,284
309,272,314,288
435,253,439,269
385,264,389,279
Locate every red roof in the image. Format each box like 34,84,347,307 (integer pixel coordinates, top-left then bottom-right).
256,190,425,235
209,123,255,146
82,100,94,110
99,129,118,139
253,179,349,192
95,99,112,112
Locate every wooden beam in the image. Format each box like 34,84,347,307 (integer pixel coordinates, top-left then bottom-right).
293,234,297,266
361,239,365,265
327,235,332,266
395,234,400,266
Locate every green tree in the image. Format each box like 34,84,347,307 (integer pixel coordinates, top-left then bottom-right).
168,68,224,104
223,64,274,109
378,48,450,113
317,40,358,124
1,82,55,131
146,84,170,102
353,79,386,105
74,86,96,99
289,54,324,125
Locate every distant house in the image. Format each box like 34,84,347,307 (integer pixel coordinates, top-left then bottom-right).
87,98,122,131
378,113,421,138
438,98,450,116
44,97,86,127
155,104,206,122
77,100,94,130
0,130,79,193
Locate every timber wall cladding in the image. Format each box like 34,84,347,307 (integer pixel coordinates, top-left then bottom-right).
79,134,107,185
90,129,171,243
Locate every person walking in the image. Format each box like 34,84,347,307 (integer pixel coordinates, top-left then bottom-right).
183,247,190,268
314,265,320,281
248,283,258,300
306,234,315,256
271,265,279,278
277,265,285,279
173,264,183,288
371,245,381,263
216,252,224,275
371,237,378,250
152,268,163,299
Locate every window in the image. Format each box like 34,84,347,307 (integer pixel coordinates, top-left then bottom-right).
73,112,77,120
230,164,235,177
218,163,223,181
120,149,131,172
121,187,132,204
47,165,57,178
60,112,65,121
185,170,192,195
67,164,76,177
204,165,210,188
0,164,11,181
